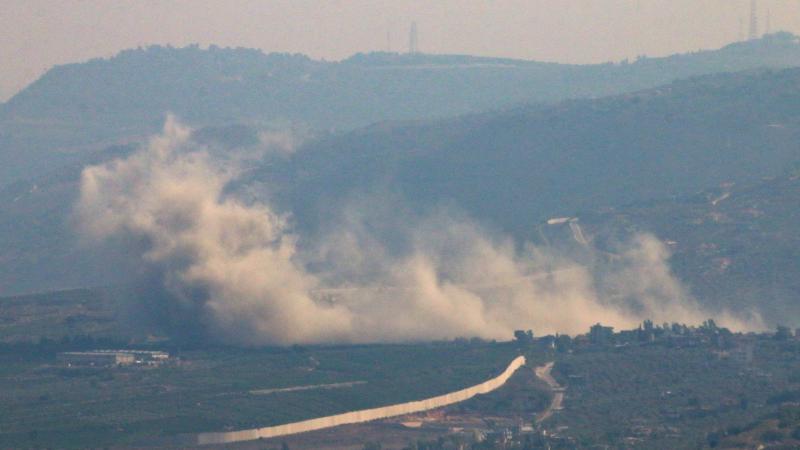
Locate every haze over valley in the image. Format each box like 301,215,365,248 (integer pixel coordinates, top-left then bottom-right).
1,3,800,448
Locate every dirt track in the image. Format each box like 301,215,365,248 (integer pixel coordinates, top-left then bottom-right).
534,362,564,423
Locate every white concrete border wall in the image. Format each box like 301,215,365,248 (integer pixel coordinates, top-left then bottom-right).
197,355,526,445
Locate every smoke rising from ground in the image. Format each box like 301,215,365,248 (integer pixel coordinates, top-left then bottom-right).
76,119,760,345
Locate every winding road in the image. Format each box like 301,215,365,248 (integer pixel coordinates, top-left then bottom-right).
534,362,564,423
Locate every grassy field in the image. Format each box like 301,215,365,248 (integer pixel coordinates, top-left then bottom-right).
0,289,540,447
5,289,799,449
0,289,121,343
0,340,526,448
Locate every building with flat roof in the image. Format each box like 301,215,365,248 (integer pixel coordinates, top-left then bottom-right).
57,350,169,367
58,351,134,367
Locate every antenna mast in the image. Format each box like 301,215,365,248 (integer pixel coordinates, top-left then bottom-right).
765,8,771,35
409,22,418,54
748,0,758,40
739,17,745,42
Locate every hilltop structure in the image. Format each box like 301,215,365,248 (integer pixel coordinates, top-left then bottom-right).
409,21,419,54
749,0,759,40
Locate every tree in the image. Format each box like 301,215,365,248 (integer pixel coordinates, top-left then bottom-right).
514,330,534,344
775,325,793,341
702,319,718,332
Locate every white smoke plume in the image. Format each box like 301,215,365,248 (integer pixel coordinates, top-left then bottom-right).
78,117,352,344
76,119,760,345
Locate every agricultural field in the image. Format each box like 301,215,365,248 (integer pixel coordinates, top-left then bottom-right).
548,338,800,449
3,289,800,449
0,290,536,448
0,289,121,343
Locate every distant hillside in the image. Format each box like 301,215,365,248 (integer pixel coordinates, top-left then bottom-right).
0,145,137,295
0,288,122,344
2,67,800,328
267,67,800,238
4,33,800,182
710,404,800,448
7,34,800,132
258,67,800,326
577,171,800,326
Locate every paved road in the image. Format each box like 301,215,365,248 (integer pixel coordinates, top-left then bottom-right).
534,362,564,423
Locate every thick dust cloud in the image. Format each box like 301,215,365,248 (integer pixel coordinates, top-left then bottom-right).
76,118,760,345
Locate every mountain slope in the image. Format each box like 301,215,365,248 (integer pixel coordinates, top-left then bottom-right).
268,67,800,238
1,66,799,327
4,33,800,183
7,34,800,132
577,171,800,325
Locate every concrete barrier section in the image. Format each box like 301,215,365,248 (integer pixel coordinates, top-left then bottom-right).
197,355,526,445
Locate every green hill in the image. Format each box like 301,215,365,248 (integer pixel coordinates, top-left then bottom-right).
576,171,800,326
2,66,800,326
268,67,800,239
4,33,800,182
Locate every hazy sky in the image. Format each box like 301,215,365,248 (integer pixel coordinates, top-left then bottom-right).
2,0,799,101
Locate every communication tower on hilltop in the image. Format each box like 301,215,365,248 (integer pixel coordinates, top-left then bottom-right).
765,8,771,35
409,22,419,54
739,17,745,42
748,0,758,40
